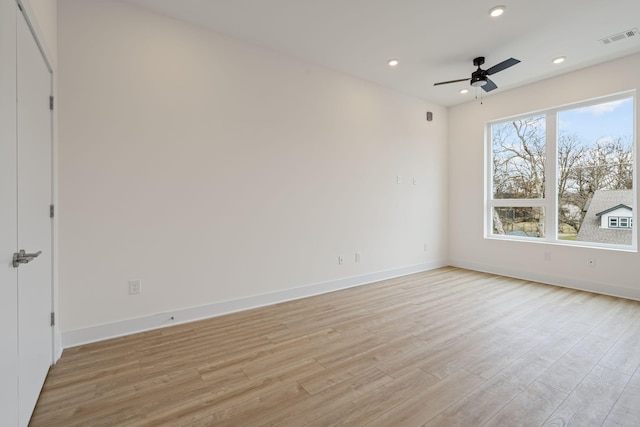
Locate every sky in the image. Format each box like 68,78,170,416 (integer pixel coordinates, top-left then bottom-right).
558,97,634,146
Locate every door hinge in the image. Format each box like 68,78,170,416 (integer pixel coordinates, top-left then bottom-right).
49,96,54,110
50,204,55,218
50,312,55,327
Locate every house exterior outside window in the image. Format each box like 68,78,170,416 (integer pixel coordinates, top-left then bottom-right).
576,189,633,245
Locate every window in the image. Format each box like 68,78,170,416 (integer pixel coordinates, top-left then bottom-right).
609,217,632,229
487,93,635,249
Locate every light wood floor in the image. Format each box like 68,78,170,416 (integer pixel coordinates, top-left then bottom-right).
31,267,640,426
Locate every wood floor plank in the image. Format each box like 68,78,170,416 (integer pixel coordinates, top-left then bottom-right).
537,333,615,393
241,367,393,427
483,380,568,427
591,299,640,340
424,358,549,427
599,318,640,376
518,321,592,369
302,368,438,427
602,368,640,426
363,368,486,427
29,268,640,426
272,368,396,427
463,331,545,379
541,365,630,426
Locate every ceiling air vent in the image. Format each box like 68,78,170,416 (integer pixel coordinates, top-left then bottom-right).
599,28,639,45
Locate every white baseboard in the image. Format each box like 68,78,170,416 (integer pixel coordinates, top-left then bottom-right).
62,260,446,348
450,259,640,302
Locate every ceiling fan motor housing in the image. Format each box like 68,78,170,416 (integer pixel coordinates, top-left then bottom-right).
473,56,486,67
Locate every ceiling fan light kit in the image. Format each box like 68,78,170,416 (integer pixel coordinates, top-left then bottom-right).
470,77,487,87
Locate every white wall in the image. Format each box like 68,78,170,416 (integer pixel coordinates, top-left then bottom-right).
58,0,448,342
449,53,640,300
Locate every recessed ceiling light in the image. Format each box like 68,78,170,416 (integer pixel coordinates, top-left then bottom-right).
388,59,399,67
489,6,505,17
552,56,566,64
460,89,469,94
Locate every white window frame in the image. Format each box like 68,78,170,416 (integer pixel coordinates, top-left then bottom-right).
485,91,637,251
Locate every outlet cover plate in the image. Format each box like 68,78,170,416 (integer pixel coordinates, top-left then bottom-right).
129,279,141,295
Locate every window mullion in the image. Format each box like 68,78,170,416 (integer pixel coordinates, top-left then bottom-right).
546,113,558,241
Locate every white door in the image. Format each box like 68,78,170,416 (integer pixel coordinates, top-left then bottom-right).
16,9,54,427
0,0,19,425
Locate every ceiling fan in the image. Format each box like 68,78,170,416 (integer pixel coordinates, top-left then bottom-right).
434,56,520,92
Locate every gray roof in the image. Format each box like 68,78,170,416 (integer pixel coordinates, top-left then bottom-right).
576,189,633,245
596,204,632,217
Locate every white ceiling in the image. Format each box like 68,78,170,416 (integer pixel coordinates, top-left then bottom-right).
120,0,640,106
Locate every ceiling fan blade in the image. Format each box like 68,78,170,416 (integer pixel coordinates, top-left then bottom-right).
433,77,470,86
482,78,498,92
486,58,520,75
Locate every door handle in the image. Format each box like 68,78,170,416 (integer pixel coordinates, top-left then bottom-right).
12,249,42,268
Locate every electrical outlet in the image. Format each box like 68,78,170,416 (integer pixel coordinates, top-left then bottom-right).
355,252,361,263
338,256,344,265
396,175,402,184
544,252,552,261
128,279,141,295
